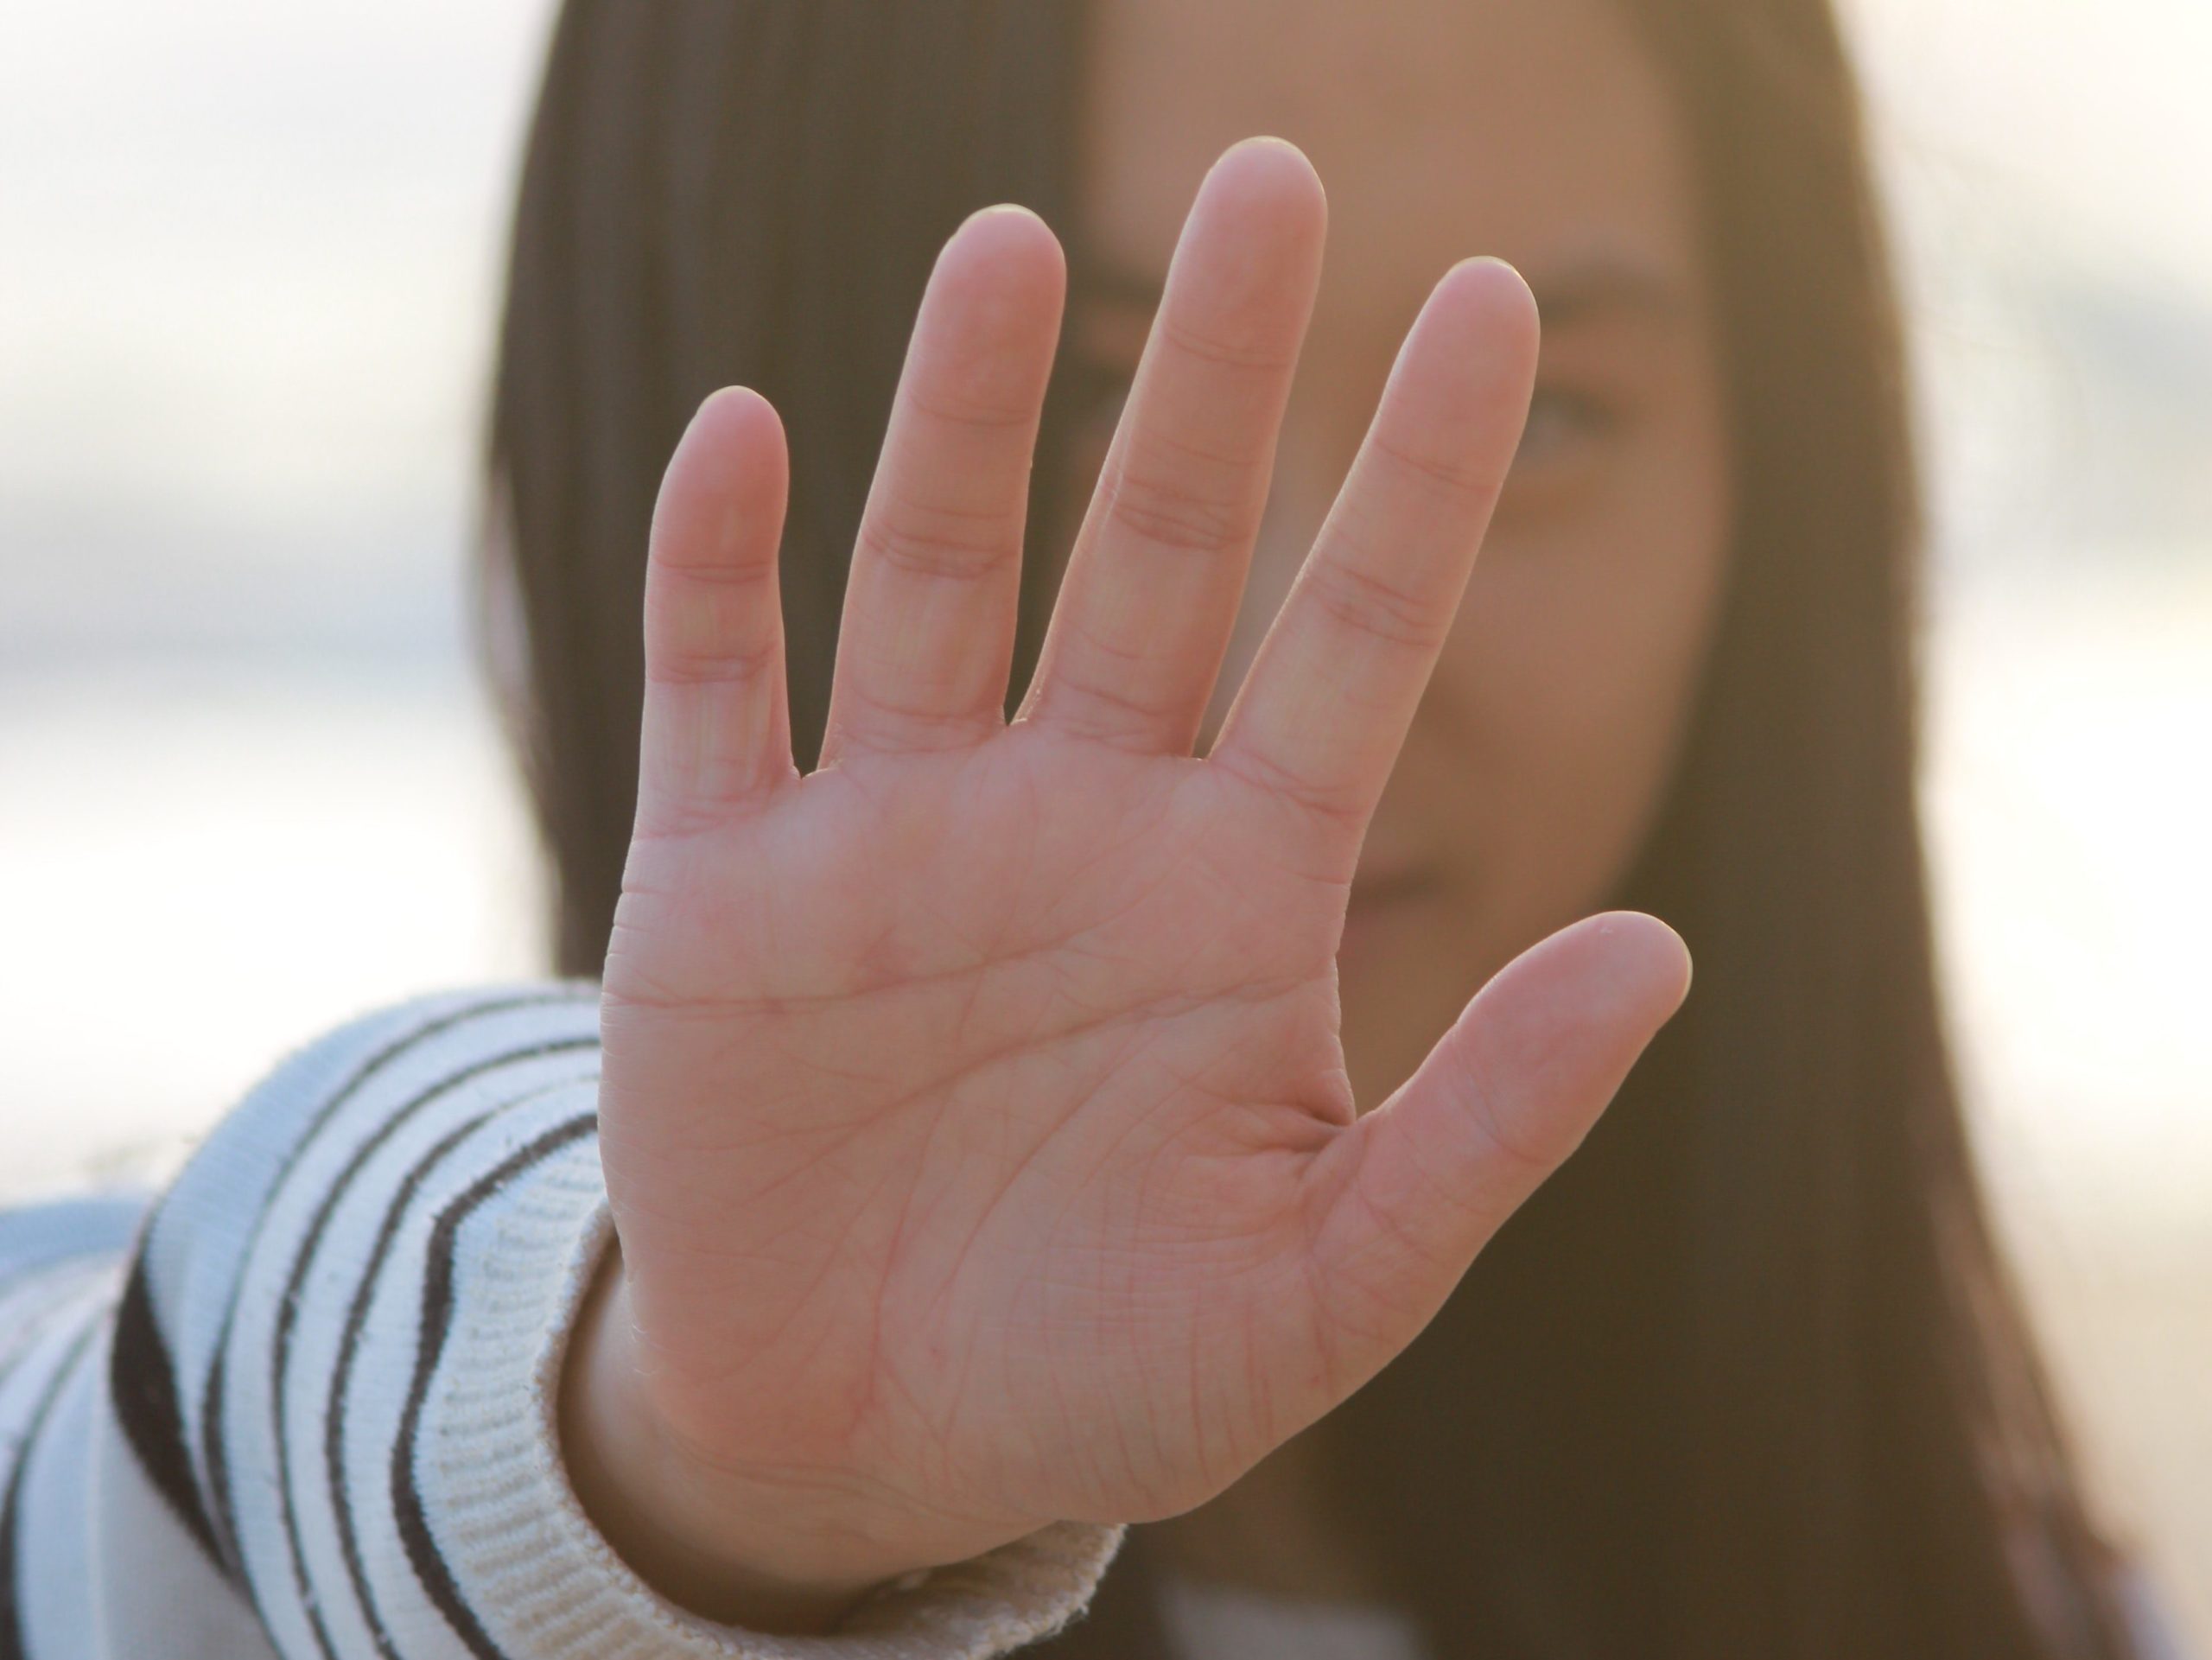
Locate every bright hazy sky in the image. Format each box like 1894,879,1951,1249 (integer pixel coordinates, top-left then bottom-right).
0,0,2205,573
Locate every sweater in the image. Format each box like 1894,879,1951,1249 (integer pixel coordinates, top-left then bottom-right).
0,985,2194,1660
0,986,1122,1660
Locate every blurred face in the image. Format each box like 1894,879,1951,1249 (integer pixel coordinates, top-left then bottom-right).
1071,0,1732,1108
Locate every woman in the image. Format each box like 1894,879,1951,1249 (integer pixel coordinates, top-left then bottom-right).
0,0,2166,1657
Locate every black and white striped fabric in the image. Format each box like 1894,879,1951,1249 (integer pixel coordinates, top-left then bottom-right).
0,987,1118,1660
14,985,2183,1660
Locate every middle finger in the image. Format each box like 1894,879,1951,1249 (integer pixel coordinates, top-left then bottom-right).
1019,137,1327,755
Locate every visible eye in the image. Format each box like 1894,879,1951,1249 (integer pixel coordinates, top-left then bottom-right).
1512,384,1621,470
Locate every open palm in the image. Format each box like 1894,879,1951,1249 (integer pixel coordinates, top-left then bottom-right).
594,139,1688,1593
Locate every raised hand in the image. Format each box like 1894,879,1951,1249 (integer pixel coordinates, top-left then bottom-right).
569,138,1689,1626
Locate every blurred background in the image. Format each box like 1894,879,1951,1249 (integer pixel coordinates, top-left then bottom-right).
2,0,2205,1640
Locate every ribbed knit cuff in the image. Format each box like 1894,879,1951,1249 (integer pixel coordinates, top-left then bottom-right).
413,1132,1125,1659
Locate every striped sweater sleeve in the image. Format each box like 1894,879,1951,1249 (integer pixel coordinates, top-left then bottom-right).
0,986,1122,1660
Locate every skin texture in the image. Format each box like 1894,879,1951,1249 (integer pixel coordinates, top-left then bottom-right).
562,137,1694,1631
1077,0,1731,1111
1065,0,1735,1594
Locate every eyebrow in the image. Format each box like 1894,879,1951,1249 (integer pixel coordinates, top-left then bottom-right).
1522,252,1694,328
1070,248,1692,331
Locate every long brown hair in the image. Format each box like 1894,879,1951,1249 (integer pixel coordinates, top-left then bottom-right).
482,3,2138,1653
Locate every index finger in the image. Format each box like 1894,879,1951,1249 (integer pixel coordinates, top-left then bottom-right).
1208,258,1538,830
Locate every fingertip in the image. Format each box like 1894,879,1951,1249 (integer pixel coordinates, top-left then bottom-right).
1562,909,1694,1021
688,385,785,454
940,202,1069,307
1447,254,1536,313
1217,134,1324,194
1429,257,1541,372
1204,135,1329,239
957,202,1065,264
674,386,785,481
655,386,788,566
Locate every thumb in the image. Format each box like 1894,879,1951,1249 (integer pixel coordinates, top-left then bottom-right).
1300,911,1691,1382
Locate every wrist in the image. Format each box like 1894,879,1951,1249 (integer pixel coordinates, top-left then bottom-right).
558,1245,900,1632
